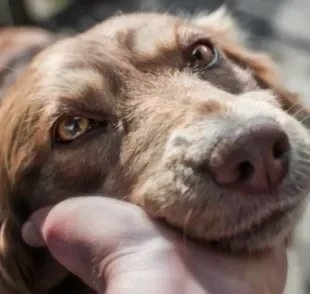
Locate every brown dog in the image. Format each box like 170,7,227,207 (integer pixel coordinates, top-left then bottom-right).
0,8,310,294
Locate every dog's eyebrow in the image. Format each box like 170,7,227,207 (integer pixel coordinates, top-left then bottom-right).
43,71,112,116
52,68,105,98
130,22,179,56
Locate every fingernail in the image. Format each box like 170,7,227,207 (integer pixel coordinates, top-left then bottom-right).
22,221,45,247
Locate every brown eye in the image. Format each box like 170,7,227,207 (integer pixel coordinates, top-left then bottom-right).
54,116,94,143
190,43,218,68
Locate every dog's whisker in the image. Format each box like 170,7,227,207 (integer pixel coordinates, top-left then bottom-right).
300,114,310,124
182,208,193,247
291,106,305,119
0,66,20,74
286,102,299,114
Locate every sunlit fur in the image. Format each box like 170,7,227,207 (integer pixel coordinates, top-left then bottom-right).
0,8,309,294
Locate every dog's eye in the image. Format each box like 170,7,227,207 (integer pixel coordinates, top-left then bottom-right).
188,43,218,68
54,116,97,143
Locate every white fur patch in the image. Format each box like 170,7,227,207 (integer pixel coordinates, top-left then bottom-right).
192,6,247,44
132,23,176,56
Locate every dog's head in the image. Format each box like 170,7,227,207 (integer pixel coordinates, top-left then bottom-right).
0,8,310,293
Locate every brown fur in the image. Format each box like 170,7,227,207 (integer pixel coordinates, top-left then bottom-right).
0,8,310,294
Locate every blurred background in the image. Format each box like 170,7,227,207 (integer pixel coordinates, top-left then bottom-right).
0,0,310,293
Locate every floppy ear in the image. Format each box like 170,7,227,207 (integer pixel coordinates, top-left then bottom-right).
0,27,65,101
0,77,38,293
193,7,310,129
0,155,34,294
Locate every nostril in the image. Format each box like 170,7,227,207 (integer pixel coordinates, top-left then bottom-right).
206,118,290,193
238,161,254,182
273,137,290,160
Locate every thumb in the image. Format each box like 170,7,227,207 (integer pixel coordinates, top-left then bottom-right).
22,199,99,289
21,197,163,291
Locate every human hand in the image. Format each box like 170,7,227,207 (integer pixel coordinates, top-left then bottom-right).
22,197,287,294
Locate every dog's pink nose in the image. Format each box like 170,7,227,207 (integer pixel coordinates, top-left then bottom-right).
209,118,290,194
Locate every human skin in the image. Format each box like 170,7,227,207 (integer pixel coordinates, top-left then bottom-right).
22,197,287,294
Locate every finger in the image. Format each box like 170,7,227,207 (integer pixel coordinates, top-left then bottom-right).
22,200,95,287
22,206,53,247
21,197,160,289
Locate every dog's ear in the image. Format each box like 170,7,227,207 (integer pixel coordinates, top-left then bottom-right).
193,7,310,128
0,59,60,293
0,86,35,293
0,151,33,294
0,27,65,101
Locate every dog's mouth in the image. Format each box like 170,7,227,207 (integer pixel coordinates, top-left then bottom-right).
207,203,297,251
138,142,309,251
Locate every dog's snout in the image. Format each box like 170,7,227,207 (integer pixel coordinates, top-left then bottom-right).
207,118,290,194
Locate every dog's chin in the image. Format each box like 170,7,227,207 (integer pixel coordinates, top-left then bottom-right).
206,205,298,252
157,204,297,253
143,189,301,253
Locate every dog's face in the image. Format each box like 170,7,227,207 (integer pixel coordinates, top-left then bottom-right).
0,9,310,293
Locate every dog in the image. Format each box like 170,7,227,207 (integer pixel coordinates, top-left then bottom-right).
0,8,310,294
